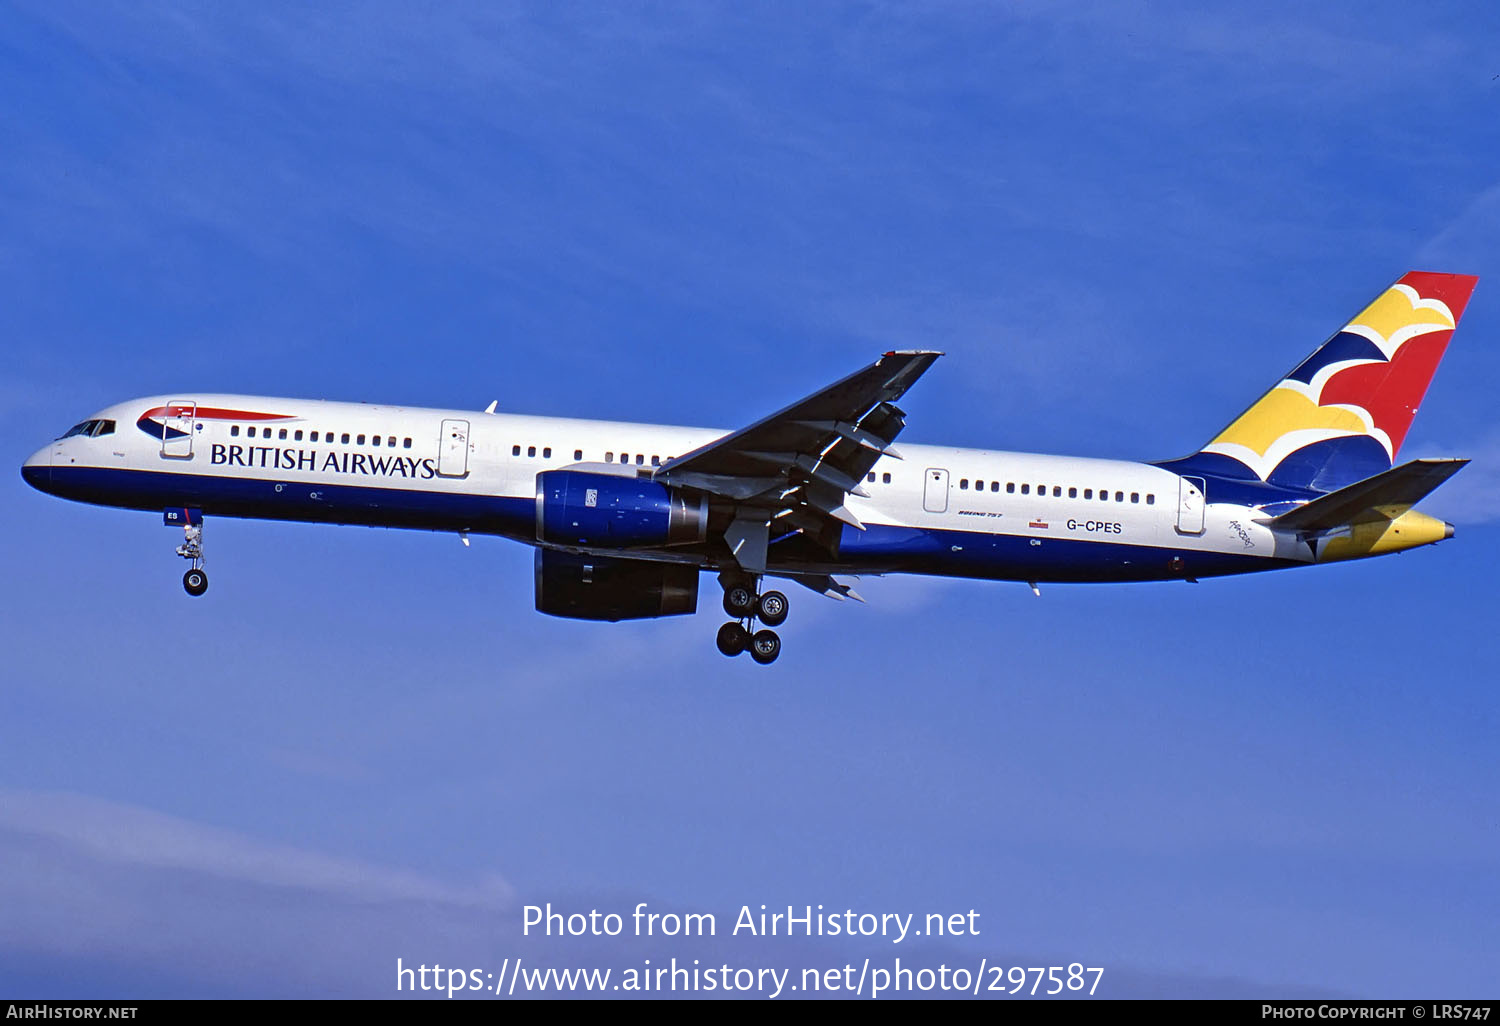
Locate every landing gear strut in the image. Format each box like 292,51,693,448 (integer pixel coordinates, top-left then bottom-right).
716,576,788,664
176,522,208,596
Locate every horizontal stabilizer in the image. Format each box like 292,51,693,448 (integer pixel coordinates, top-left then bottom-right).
1262,457,1467,532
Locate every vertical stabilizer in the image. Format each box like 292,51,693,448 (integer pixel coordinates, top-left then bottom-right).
1164,271,1477,493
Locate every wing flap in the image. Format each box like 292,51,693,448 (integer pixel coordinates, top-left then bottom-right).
657,351,939,483
656,351,941,565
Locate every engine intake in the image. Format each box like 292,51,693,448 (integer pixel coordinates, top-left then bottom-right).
534,550,699,621
535,470,708,549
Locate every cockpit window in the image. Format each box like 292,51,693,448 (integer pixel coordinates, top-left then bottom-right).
57,419,115,439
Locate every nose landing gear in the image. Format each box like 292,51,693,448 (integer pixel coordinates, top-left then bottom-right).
171,515,208,596
716,576,788,664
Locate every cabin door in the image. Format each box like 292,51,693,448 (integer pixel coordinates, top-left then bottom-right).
923,468,949,514
438,419,470,477
161,401,196,459
1177,476,1206,535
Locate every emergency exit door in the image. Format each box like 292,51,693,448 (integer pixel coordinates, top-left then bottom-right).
438,419,470,477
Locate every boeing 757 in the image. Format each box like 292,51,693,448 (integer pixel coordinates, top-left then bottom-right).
21,271,1477,664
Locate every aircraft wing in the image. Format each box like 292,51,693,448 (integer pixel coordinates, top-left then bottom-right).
656,350,942,570
1261,457,1468,533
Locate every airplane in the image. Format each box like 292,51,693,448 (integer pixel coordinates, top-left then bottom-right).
21,270,1477,665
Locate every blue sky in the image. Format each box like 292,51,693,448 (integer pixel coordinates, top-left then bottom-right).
2,0,1498,999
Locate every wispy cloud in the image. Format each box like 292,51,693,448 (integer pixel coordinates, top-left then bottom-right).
1417,179,1500,272
0,789,1317,998
1408,429,1500,524
0,789,514,911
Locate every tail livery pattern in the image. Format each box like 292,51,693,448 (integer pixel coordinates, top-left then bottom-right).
1188,271,1477,493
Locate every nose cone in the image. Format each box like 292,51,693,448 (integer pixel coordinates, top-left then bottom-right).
20,446,51,492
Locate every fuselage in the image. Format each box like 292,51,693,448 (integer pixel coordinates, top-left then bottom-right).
22,393,1322,584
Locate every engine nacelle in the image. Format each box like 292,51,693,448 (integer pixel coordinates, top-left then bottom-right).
535,470,708,549
534,550,699,621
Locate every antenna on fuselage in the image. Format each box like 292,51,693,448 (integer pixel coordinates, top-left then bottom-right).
483,401,498,415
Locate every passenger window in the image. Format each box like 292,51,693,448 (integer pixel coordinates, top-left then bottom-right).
1147,494,1155,505
544,447,552,459
1021,484,1030,495
512,445,521,456
279,428,288,440
528,446,536,457
1006,482,1015,494
636,454,644,465
606,452,614,462
867,473,876,482
975,480,984,491
652,456,661,467
231,425,240,437
1100,489,1108,501
960,479,969,490
342,433,350,444
1084,489,1092,499
388,437,396,447
294,430,303,441
575,450,584,461
1068,487,1077,498
357,434,366,445
1115,491,1124,502
886,473,894,485
1131,492,1140,503
372,435,381,446
1053,486,1061,497
404,438,413,448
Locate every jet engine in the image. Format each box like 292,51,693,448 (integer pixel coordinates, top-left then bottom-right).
534,549,699,621
535,470,708,548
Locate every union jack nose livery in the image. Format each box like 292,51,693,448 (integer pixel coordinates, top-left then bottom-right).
20,271,1478,664
136,405,297,441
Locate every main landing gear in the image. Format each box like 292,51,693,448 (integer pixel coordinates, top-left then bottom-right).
715,577,788,665
176,521,208,596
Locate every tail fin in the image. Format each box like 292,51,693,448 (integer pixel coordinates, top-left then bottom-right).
1168,271,1478,493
